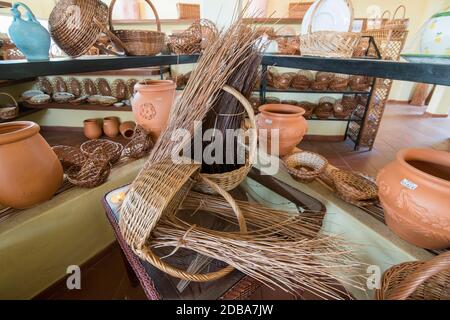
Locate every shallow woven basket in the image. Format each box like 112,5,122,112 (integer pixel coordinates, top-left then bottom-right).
81,139,124,164
292,70,313,90
194,85,257,195
120,159,248,282
273,73,294,90
276,36,300,55
283,151,329,183
49,0,110,57
300,0,360,58
0,92,18,120
332,170,378,201
52,145,87,171
329,74,350,91
108,0,165,56
376,251,450,300
67,147,111,188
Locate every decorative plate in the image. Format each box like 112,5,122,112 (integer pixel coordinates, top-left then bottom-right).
126,79,138,99
21,90,44,101
96,78,112,97
29,94,51,105
112,79,127,101
97,96,118,106
83,79,98,96
69,95,89,105
68,78,82,97
301,0,352,35
53,76,68,93
38,77,53,95
53,92,75,103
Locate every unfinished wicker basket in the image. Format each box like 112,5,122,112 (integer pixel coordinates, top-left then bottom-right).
332,170,378,201
376,251,450,300
194,85,257,195
52,145,87,171
0,92,18,120
283,151,329,183
108,0,165,56
80,139,124,164
300,0,360,58
67,147,111,188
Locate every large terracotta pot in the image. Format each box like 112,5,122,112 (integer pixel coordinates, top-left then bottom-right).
0,121,63,209
377,148,450,250
257,104,308,156
131,80,176,141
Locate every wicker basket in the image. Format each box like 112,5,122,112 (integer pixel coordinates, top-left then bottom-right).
177,3,200,19
49,0,111,57
300,0,360,58
333,99,356,119
276,36,300,55
315,97,335,119
283,151,329,183
376,251,450,300
329,74,350,91
194,85,257,195
80,139,124,164
121,126,154,160
384,5,409,31
52,145,87,171
168,19,218,55
297,101,316,119
0,92,18,120
292,70,313,90
289,2,313,19
332,170,378,201
273,73,294,90
67,147,111,188
108,0,165,56
350,75,370,91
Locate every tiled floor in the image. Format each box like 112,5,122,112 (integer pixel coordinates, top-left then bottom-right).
37,103,449,300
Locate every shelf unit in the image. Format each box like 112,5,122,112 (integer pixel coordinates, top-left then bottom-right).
22,101,132,112
0,106,40,124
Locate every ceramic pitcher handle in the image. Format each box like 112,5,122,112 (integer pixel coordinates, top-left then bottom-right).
12,2,38,23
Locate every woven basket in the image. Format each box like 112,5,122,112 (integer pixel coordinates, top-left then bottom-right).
350,75,370,91
194,85,257,195
67,147,111,188
81,139,124,164
120,159,248,282
121,126,154,160
49,0,112,57
384,5,409,31
292,70,313,90
332,170,378,201
297,101,316,119
289,2,313,19
300,0,360,58
283,151,329,183
315,97,335,119
273,73,294,90
276,36,300,55
0,92,18,120
333,99,356,119
329,74,350,91
52,145,87,171
168,19,218,55
108,0,165,56
376,251,450,300
177,3,200,19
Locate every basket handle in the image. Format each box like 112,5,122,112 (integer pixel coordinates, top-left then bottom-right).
109,0,162,33
307,0,354,34
387,251,450,300
136,174,248,282
0,92,18,107
392,5,406,20
222,85,257,166
381,10,391,20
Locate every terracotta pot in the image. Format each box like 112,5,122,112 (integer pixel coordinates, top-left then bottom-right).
84,119,102,140
377,148,450,250
0,121,63,209
257,104,308,156
120,121,136,140
103,117,120,138
132,80,176,141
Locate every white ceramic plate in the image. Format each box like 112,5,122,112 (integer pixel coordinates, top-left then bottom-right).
301,0,352,35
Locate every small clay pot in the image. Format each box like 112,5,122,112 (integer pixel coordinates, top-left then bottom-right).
103,117,120,138
120,121,136,140
84,119,102,140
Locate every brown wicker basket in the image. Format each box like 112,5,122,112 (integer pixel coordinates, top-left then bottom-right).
81,139,124,164
52,145,87,171
376,251,450,300
283,151,329,183
329,74,350,91
333,99,355,119
168,19,218,55
332,170,378,201
49,0,111,57
273,73,294,90
67,148,111,188
265,96,280,104
194,85,257,195
300,0,360,58
108,0,165,56
177,3,200,19
315,97,335,119
297,101,316,119
0,92,18,120
350,75,371,91
292,70,314,90
276,36,300,55
121,126,154,160
384,5,409,31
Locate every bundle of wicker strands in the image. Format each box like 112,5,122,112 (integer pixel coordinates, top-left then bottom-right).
119,12,367,299
168,19,218,55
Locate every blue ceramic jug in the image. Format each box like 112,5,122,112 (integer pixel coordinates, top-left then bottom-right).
8,2,51,61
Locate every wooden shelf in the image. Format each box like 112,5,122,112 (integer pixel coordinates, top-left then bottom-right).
0,78,36,88
0,1,11,8
71,66,170,77
243,17,302,24
0,107,40,123
112,19,195,25
22,101,132,112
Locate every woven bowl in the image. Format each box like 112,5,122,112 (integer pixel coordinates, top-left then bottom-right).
80,139,124,164
283,151,328,183
52,145,87,171
332,170,378,201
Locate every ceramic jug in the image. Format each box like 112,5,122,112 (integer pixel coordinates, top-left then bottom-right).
8,2,51,61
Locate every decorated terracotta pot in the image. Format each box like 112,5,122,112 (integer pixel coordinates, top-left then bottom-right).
119,121,136,140
103,117,120,138
377,148,450,250
0,121,63,209
84,119,102,140
131,80,176,141
257,104,308,156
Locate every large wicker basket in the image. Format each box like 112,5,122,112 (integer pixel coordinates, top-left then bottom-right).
108,0,165,56
300,0,360,58
376,251,450,300
194,85,257,195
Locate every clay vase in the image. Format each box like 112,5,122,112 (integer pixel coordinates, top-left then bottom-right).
377,148,450,250
0,121,63,209
131,80,176,141
84,119,102,140
103,117,120,138
120,121,136,140
257,104,308,156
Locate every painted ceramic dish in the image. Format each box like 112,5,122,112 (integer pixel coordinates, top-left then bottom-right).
69,95,89,105
126,79,138,98
96,78,112,97
112,79,127,101
53,76,67,93
68,77,82,97
38,77,53,95
29,94,51,105
83,79,98,96
53,92,75,103
21,90,44,100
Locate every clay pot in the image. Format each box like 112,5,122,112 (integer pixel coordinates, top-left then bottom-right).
0,121,63,209
84,119,102,140
103,117,120,138
377,148,450,250
257,104,308,156
120,121,136,140
132,80,176,141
